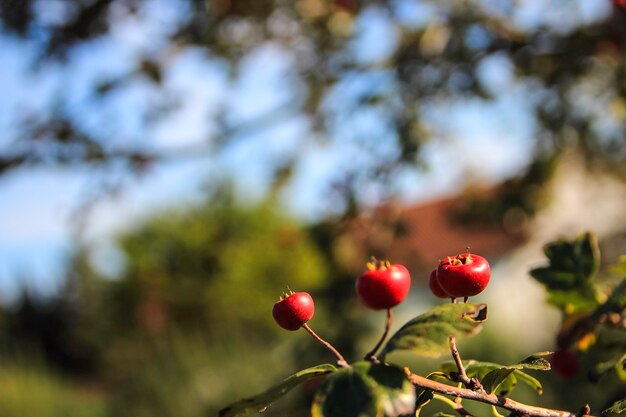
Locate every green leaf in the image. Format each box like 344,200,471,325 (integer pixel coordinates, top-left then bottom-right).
513,370,543,395
482,369,515,394
415,388,433,411
380,303,487,358
426,371,453,382
311,362,416,417
603,398,626,416
530,232,601,313
439,353,550,396
594,279,626,317
592,354,626,383
217,364,337,417
431,413,456,417
517,352,552,370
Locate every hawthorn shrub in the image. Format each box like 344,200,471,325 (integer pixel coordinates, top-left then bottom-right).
219,232,625,417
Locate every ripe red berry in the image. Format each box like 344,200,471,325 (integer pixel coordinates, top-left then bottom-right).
551,349,580,380
356,259,411,310
428,269,449,298
436,252,490,298
272,291,315,331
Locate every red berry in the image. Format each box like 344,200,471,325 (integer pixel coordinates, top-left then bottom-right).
356,260,411,310
428,269,450,298
272,291,315,331
551,349,580,379
436,252,490,298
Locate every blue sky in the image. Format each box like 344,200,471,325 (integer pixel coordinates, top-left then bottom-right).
0,0,612,301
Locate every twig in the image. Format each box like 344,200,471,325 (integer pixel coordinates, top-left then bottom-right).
449,336,483,391
405,369,597,417
302,323,349,368
364,308,393,361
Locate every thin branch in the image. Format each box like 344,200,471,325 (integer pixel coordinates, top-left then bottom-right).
449,336,483,391
405,369,597,417
302,323,349,368
364,308,392,361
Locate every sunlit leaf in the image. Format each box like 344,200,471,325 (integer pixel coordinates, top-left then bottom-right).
517,352,552,370
217,364,337,417
603,398,626,416
380,303,487,358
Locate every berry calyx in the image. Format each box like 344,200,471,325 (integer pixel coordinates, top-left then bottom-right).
272,291,315,331
436,251,490,298
551,349,580,380
356,258,411,310
428,269,450,298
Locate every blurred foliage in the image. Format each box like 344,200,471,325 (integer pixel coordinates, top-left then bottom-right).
0,361,107,417
1,0,626,219
0,198,341,417
1,0,626,415
529,232,626,413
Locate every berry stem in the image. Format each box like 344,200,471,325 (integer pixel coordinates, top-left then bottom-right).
302,323,348,368
449,336,483,391
364,308,393,361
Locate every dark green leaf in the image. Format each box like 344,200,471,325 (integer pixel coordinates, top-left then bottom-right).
603,398,626,416
431,413,456,417
311,362,416,417
380,303,487,358
529,268,578,290
415,388,433,412
592,354,626,383
530,232,601,313
217,364,337,417
440,353,549,396
482,368,515,394
497,373,517,396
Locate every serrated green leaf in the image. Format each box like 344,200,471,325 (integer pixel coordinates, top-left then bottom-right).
311,362,416,417
530,232,601,313
380,303,487,358
217,364,337,417
603,398,626,415
529,268,578,289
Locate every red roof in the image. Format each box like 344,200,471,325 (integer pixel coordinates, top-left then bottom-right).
342,194,524,279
